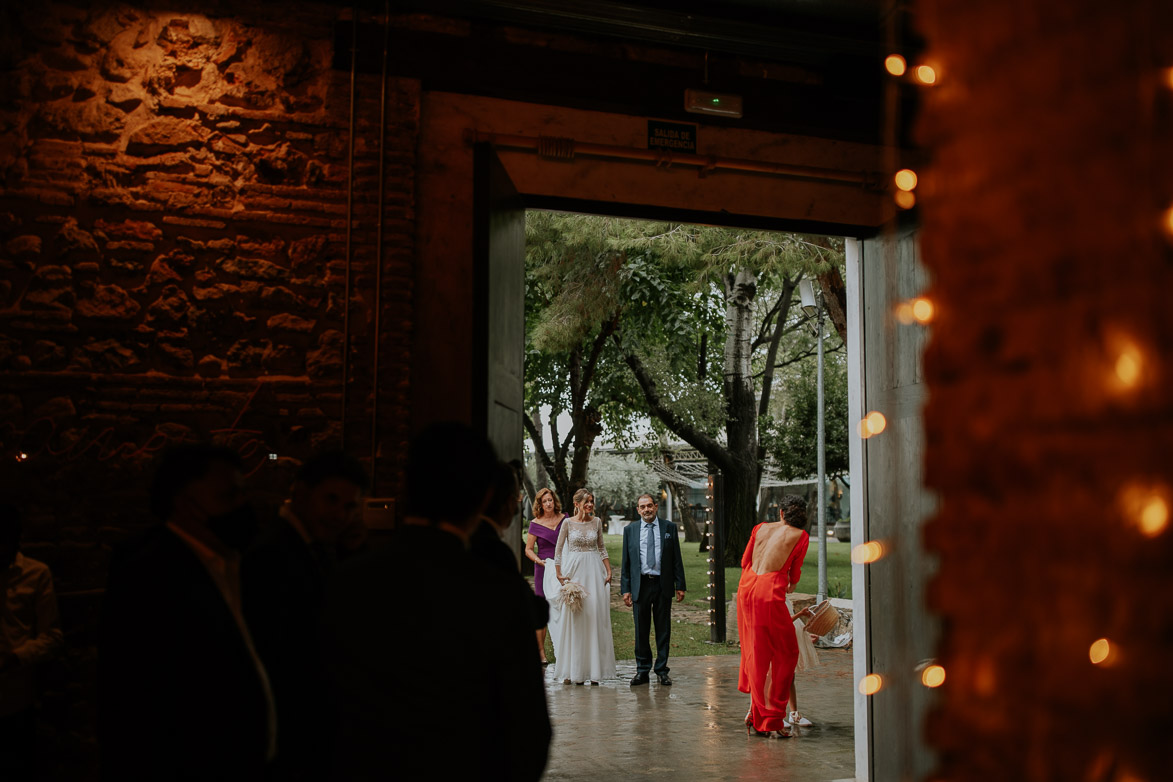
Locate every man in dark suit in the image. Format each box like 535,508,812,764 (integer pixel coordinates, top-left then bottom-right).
469,461,549,631
620,493,686,686
98,444,274,781
243,450,367,780
322,423,551,781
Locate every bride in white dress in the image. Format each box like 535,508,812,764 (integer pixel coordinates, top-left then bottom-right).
543,488,617,684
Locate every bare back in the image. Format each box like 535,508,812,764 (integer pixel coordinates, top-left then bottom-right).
750,523,805,576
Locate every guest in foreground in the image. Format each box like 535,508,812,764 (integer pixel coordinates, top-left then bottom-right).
619,493,685,686
737,494,812,738
545,488,616,684
0,502,63,781
470,462,549,632
524,487,563,664
99,444,275,780
243,449,368,780
322,423,551,781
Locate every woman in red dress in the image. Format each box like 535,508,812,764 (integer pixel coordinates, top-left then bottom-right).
737,494,813,738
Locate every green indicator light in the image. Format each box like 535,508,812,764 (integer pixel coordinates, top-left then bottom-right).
712,98,720,104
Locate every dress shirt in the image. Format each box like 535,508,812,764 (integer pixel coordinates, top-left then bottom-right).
639,519,662,576
166,523,278,761
0,552,63,717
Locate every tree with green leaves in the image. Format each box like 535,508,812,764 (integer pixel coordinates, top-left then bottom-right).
522,213,644,511
523,211,843,564
606,223,841,565
761,347,850,482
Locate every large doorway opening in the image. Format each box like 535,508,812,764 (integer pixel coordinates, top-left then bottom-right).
514,203,858,779
417,93,934,780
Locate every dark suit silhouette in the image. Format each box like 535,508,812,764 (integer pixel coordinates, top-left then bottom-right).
98,526,270,781
322,524,551,781
620,516,687,676
469,520,549,630
242,514,334,780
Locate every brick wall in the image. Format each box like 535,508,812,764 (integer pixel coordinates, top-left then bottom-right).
918,2,1173,779
0,3,416,775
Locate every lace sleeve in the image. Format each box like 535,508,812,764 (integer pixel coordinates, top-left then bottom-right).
553,519,569,566
595,517,608,560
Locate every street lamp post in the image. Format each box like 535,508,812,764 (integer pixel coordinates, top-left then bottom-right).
799,279,828,604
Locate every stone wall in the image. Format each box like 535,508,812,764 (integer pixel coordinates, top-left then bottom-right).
0,3,416,775
917,2,1173,780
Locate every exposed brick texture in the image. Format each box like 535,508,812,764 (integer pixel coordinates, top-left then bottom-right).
0,3,415,775
917,2,1173,780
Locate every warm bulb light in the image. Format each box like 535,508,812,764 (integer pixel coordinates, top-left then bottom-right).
859,411,887,439
859,674,883,695
894,169,918,191
1140,496,1170,536
895,302,915,325
921,664,946,688
911,298,934,323
1114,349,1142,388
15,452,28,462
1163,67,1173,90
914,65,938,85
885,54,907,76
1120,483,1171,537
851,541,885,564
894,190,916,210
1089,638,1111,665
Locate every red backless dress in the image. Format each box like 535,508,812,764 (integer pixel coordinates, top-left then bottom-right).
737,523,809,732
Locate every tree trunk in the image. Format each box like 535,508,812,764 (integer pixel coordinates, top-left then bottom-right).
721,460,761,566
721,269,762,566
532,410,549,489
670,482,703,545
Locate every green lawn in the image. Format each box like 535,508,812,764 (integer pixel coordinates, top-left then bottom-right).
544,533,852,662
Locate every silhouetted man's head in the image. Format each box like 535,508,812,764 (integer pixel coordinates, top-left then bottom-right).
150,444,255,549
290,450,368,545
482,461,520,534
404,422,498,530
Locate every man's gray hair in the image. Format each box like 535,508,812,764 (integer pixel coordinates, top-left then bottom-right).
636,493,657,505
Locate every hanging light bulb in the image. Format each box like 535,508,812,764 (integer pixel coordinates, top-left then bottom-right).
884,54,907,76
914,65,938,85
920,664,946,688
859,674,883,695
1089,638,1112,665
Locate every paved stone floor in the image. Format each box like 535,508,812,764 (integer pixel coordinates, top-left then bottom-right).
542,648,856,781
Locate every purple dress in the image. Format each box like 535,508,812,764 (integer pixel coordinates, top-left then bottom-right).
529,517,564,598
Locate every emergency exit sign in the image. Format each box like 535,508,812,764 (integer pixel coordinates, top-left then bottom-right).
647,120,697,154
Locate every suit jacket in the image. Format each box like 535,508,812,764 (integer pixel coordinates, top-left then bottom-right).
242,515,334,778
98,526,270,782
620,517,686,602
469,521,549,630
323,524,551,781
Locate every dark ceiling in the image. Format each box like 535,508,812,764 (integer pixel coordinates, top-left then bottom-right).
336,0,920,146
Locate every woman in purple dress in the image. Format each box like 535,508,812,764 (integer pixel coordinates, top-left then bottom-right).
524,488,564,664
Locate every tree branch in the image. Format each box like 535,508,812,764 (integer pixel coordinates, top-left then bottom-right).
757,276,797,418
750,292,787,350
523,411,562,496
550,413,568,479
613,334,733,472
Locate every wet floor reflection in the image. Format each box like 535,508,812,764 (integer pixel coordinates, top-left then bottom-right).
543,651,855,780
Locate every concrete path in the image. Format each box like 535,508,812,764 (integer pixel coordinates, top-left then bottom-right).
541,649,856,781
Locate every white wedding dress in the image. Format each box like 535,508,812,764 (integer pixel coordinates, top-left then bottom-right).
543,516,617,683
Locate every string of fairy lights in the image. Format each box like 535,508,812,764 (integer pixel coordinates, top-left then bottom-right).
852,44,1173,707
705,474,716,627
